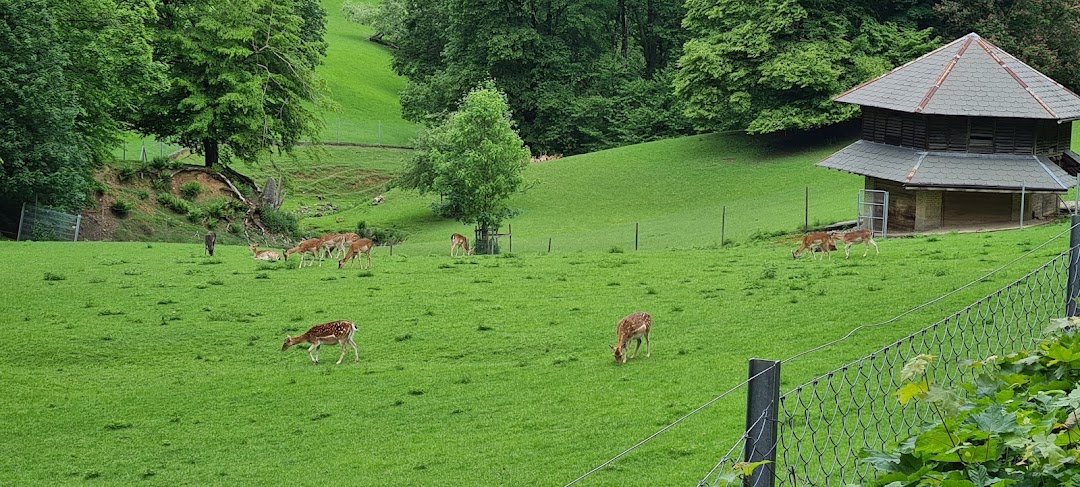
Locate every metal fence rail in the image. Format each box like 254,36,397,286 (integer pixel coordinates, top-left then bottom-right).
774,249,1072,486
16,203,82,242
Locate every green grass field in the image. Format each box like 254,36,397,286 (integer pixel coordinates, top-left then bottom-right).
2,220,1074,486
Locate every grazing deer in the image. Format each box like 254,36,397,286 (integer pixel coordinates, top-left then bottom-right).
338,238,375,269
610,312,652,365
831,229,879,259
318,233,348,261
249,243,281,261
792,232,835,260
204,231,216,257
451,233,473,256
284,238,322,268
281,320,359,365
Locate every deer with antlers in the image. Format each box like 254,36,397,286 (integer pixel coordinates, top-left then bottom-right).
338,238,375,269
282,320,359,365
831,229,879,258
284,238,322,268
451,233,473,257
610,312,652,365
792,232,835,260
249,243,281,261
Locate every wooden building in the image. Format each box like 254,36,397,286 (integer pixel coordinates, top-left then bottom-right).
818,33,1080,233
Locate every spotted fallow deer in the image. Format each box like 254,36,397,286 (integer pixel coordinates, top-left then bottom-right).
792,232,835,260
338,238,375,269
451,233,473,257
831,229,879,258
249,243,281,261
282,320,359,365
609,312,652,365
284,238,322,268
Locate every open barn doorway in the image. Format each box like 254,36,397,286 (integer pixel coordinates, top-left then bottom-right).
857,189,889,238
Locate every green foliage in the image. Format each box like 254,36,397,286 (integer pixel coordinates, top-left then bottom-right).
138,0,329,167
179,181,203,201
259,204,299,237
935,0,1080,92
110,199,134,217
156,192,191,215
404,82,530,231
392,0,690,155
675,0,940,134
864,321,1080,485
356,220,406,245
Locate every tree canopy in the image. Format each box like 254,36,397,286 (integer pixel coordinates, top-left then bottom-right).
675,0,939,134
398,81,530,233
137,0,328,168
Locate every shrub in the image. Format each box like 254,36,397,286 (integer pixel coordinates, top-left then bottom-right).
117,167,136,182
863,318,1080,486
180,181,203,201
110,199,134,217
186,207,206,224
356,220,407,245
151,175,171,192
156,192,190,215
260,205,299,237
136,190,149,200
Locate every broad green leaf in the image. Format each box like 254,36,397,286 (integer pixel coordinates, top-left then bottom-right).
896,381,929,405
901,354,934,382
970,406,1019,435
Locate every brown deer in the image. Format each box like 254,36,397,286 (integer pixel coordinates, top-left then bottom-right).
249,243,281,261
284,238,322,268
338,238,375,269
204,231,216,257
609,312,652,365
831,229,879,258
792,232,835,260
282,320,359,365
451,233,473,256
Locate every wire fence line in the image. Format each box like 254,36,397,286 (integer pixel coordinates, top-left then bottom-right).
566,219,1080,487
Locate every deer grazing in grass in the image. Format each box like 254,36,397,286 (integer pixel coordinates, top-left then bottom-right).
792,232,835,260
249,243,281,261
204,231,216,257
831,229,879,258
284,238,322,268
282,320,359,365
338,238,375,269
610,312,652,365
450,233,473,257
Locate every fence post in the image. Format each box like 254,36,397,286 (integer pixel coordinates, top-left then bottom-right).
804,187,809,233
635,222,639,251
721,206,726,248
1068,214,1080,316
1019,184,1026,230
744,358,780,487
73,214,82,242
508,224,512,253
548,238,552,253
16,202,26,241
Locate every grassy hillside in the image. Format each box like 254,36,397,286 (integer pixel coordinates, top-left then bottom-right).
1,221,1072,486
236,132,863,255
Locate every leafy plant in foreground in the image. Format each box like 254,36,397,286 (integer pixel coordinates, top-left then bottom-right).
862,318,1080,486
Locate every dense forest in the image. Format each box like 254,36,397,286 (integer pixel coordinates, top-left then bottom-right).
3,0,1080,214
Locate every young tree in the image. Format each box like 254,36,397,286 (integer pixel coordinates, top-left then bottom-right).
138,0,328,168
400,82,530,248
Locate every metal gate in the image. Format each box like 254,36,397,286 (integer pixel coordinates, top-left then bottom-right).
857,189,888,238
16,203,82,241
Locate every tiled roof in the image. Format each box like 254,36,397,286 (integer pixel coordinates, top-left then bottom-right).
818,140,1075,191
834,33,1080,120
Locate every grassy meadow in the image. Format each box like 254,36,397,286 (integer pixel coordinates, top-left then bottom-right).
2,220,1075,486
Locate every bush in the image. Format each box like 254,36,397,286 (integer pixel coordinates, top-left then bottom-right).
136,190,149,200
117,167,136,182
180,181,203,201
151,175,171,192
186,207,205,224
356,220,407,245
156,192,190,215
863,318,1080,485
110,199,134,217
260,205,299,237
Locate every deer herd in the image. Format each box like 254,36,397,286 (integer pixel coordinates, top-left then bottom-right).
215,226,875,365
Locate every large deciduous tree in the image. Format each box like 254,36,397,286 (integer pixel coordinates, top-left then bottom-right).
398,81,530,245
139,0,328,168
361,0,690,155
675,0,939,134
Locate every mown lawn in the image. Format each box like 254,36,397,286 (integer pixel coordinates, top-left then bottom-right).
2,220,1073,486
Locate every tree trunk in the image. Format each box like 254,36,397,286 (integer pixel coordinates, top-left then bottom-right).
204,139,219,168
619,0,628,59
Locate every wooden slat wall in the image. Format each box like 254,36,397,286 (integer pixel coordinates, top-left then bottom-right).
860,108,1061,155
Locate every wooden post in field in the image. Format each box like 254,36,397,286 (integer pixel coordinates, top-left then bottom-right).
744,358,780,487
804,187,809,233
389,243,393,256
721,206,726,248
635,222,639,251
508,224,512,253
548,238,552,253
